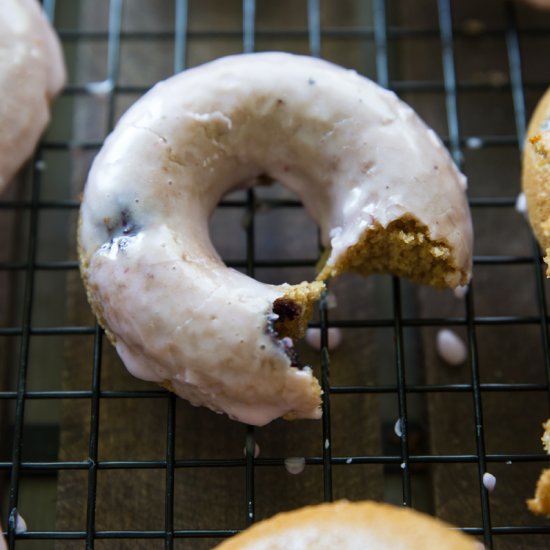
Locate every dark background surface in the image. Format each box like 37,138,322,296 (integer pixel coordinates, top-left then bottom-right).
1,0,550,548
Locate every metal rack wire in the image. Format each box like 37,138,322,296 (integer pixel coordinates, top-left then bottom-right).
1,0,550,548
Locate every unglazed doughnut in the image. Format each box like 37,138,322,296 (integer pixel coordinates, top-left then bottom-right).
523,87,550,273
0,0,65,192
79,52,473,426
212,500,480,549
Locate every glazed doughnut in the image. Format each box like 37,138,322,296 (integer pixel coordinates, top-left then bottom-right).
213,500,480,549
0,0,65,192
79,52,473,426
523,87,550,274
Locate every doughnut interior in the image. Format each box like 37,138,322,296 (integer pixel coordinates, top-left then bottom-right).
79,52,473,425
0,0,65,192
523,87,550,274
212,500,480,549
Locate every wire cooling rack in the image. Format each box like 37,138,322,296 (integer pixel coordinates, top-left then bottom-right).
1,0,550,548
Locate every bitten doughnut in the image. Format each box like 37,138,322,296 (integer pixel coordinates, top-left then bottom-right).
523,87,550,273
213,500,479,549
79,52,473,426
0,0,65,192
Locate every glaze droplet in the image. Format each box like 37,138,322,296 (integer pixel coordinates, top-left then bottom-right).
436,329,467,366
482,472,496,492
305,327,342,351
284,457,306,475
243,442,260,458
453,285,468,299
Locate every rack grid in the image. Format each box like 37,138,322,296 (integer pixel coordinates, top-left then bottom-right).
1,0,550,548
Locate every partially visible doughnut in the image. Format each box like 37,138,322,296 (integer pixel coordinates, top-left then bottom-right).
518,0,550,9
79,52,473,426
212,500,480,549
522,87,550,273
527,418,550,517
0,0,65,192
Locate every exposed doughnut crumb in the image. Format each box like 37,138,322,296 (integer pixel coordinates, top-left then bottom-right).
318,216,467,289
284,457,306,475
528,469,550,517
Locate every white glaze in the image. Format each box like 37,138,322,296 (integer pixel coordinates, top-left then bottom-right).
284,457,306,475
243,443,261,458
305,327,342,351
453,284,469,300
0,0,65,191
394,418,403,438
14,512,27,535
80,52,473,426
436,329,467,366
482,472,496,492
515,191,528,217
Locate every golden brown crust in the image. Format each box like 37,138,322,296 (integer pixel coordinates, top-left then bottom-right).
522,87,550,276
317,216,467,289
213,500,479,549
77,213,117,346
527,419,550,517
